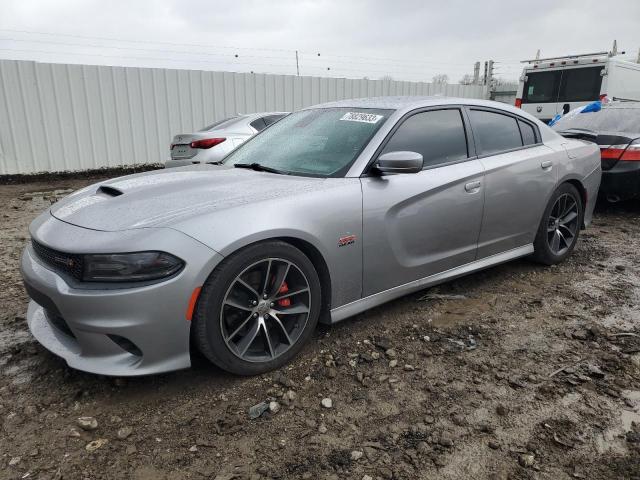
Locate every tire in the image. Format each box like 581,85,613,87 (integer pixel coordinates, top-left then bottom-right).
193,241,321,375
532,183,583,265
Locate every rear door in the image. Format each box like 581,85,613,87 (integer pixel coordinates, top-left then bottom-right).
361,107,485,296
521,69,562,122
557,66,604,114
522,66,604,122
467,107,557,258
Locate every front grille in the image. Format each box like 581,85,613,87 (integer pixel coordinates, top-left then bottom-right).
32,240,84,281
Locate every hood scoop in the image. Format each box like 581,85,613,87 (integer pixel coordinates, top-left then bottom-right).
97,185,124,197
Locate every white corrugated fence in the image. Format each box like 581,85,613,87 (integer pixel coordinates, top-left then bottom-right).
0,60,489,175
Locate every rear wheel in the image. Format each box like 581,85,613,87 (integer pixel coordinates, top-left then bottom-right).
532,183,583,265
193,241,321,375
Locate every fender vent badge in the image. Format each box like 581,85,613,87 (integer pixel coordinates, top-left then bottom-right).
338,234,356,247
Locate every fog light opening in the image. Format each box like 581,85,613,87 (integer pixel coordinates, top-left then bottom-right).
108,335,142,357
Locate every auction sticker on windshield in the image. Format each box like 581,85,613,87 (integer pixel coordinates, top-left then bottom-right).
340,112,384,124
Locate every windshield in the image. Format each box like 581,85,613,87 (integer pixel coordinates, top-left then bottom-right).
223,107,393,177
552,104,640,134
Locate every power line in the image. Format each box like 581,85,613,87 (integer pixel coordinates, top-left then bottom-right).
0,47,297,70
0,28,296,54
0,36,296,62
0,47,456,82
0,37,475,73
0,28,478,69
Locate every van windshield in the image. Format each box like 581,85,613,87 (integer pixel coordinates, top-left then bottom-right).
523,66,604,104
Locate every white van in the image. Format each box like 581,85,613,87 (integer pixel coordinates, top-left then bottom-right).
515,48,640,123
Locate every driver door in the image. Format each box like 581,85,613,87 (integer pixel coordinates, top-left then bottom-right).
361,108,485,297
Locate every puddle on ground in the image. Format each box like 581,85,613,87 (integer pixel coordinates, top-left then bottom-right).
595,390,640,455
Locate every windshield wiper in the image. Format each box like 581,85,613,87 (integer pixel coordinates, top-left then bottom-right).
234,163,288,175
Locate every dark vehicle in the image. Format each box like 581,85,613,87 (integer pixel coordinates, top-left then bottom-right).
552,102,640,202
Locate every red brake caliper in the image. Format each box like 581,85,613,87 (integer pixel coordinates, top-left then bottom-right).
277,282,291,307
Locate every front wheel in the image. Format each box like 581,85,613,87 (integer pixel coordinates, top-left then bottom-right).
532,183,583,265
193,241,321,375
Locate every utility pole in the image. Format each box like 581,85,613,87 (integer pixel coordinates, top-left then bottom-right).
295,50,300,76
487,60,495,100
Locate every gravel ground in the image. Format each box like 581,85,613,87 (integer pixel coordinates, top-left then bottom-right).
1,176,639,480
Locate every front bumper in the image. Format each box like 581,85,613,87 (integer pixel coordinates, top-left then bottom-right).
21,215,223,376
600,161,640,200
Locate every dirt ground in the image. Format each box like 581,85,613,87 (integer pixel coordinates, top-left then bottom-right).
1,175,639,480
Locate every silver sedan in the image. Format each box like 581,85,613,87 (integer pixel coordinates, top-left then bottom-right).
21,97,601,376
165,112,288,168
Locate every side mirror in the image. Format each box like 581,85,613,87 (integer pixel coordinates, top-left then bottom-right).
374,151,423,174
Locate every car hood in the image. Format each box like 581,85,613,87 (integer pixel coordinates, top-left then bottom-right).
50,165,328,231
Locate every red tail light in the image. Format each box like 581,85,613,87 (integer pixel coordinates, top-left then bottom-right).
600,146,625,160
601,141,640,161
190,138,226,149
599,93,607,102
515,98,522,108
621,142,640,161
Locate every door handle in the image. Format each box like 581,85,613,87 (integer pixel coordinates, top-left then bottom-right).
464,180,481,193
541,160,553,170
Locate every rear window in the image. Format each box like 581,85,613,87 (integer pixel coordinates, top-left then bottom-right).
558,67,604,102
469,110,523,155
263,114,286,126
552,104,640,133
249,118,268,131
523,71,560,103
522,67,603,104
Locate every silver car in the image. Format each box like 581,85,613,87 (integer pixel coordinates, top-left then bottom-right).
166,112,288,168
21,97,601,376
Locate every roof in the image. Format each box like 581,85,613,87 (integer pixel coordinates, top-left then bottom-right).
305,95,530,117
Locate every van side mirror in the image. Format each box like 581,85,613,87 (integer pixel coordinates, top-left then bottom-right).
374,151,423,174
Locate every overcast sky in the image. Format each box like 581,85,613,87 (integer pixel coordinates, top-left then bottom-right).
1,0,638,83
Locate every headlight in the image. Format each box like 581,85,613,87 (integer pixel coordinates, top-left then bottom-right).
82,252,184,282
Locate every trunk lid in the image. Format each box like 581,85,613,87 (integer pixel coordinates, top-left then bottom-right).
170,131,228,160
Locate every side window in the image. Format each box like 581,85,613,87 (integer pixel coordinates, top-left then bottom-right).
250,118,267,131
469,110,523,155
518,119,537,145
381,109,468,169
